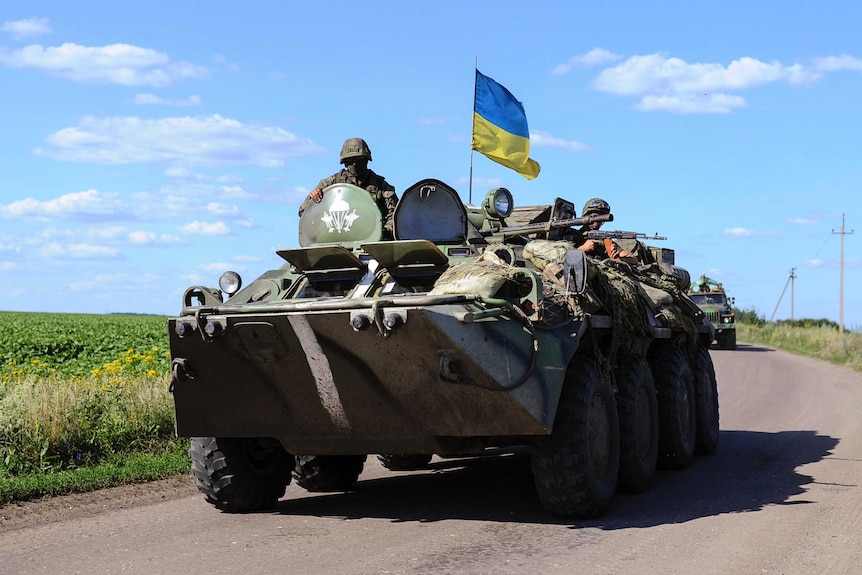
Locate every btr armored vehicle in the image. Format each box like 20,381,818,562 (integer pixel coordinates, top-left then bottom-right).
168,179,719,518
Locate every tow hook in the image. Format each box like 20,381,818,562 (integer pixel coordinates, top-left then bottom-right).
169,358,194,392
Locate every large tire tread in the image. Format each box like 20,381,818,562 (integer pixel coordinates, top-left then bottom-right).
189,436,293,513
647,343,697,470
293,455,367,492
692,344,720,454
615,355,659,493
531,352,620,519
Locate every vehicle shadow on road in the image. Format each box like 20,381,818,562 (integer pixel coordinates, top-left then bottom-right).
588,429,840,530
714,343,774,353
273,430,839,528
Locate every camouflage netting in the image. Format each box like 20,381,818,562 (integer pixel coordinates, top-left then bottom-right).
521,239,700,360
522,240,573,271
429,250,517,298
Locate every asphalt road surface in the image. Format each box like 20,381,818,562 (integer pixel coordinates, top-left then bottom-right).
2,343,861,575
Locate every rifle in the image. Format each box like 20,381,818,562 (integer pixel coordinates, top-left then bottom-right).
585,230,667,241
482,213,614,237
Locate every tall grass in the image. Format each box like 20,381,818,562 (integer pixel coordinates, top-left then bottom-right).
738,323,862,372
0,312,187,501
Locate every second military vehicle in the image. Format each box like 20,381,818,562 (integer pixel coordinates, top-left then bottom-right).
689,275,736,350
168,179,719,519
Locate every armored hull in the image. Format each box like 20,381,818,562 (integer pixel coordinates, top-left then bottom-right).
169,179,718,517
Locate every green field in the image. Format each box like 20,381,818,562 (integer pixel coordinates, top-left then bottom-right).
0,311,188,503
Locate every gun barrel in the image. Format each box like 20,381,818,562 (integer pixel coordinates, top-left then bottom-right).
585,230,667,241
486,212,614,236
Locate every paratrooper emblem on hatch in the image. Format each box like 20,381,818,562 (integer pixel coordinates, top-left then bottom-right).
321,198,359,233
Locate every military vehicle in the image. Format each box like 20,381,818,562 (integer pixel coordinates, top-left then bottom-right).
688,275,736,350
168,179,719,518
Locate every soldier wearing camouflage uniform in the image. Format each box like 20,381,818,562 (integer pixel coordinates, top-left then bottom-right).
299,138,398,238
572,198,639,264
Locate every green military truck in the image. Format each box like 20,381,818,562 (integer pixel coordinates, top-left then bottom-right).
688,275,736,350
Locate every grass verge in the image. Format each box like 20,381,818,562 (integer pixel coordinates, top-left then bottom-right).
0,442,190,505
738,323,862,373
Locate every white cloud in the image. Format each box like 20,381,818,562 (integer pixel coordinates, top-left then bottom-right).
127,230,183,245
530,130,595,153
807,258,824,267
0,42,208,86
787,217,818,226
637,93,747,114
2,18,52,39
0,189,125,220
181,220,230,235
41,242,121,259
813,54,862,73
133,93,202,106
551,48,623,75
589,52,845,114
36,114,323,167
206,202,241,216
722,227,780,238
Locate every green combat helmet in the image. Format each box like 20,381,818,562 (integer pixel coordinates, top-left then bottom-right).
582,197,611,216
340,137,373,164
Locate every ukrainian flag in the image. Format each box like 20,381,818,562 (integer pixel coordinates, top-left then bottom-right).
472,70,541,179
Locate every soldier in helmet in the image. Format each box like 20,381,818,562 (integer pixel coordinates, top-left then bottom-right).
299,138,399,238
572,197,638,264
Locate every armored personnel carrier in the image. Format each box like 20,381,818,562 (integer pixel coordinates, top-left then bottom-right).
168,179,718,518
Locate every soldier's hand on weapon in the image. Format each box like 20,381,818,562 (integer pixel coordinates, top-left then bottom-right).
307,188,324,203
577,239,602,253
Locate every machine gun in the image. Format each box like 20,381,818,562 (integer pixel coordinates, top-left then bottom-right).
584,230,667,241
482,213,614,237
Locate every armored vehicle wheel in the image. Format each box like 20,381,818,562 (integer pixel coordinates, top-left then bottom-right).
648,342,697,470
530,352,620,519
692,344,720,454
718,331,737,350
614,354,659,493
189,436,293,513
377,454,433,471
293,455,367,492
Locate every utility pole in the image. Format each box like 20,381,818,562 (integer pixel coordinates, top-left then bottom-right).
770,267,796,323
790,267,796,321
832,214,854,335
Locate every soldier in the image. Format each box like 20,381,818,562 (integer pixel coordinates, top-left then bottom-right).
299,138,399,238
572,197,639,264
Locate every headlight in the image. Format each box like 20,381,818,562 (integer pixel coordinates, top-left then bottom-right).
722,315,734,324
483,187,513,219
219,271,242,295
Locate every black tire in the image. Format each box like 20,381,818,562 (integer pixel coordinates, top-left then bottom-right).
531,352,620,518
647,342,696,470
691,344,720,455
614,354,659,493
377,454,433,471
189,436,293,513
717,330,737,350
293,455,367,492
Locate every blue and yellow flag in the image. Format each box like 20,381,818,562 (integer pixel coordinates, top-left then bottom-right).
472,70,541,179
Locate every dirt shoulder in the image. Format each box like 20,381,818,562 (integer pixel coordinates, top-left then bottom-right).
0,473,197,534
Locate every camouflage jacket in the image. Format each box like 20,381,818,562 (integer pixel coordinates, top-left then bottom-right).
298,169,398,236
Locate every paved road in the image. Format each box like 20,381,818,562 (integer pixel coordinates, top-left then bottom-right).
2,344,861,575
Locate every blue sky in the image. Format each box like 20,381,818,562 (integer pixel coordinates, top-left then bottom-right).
0,2,859,329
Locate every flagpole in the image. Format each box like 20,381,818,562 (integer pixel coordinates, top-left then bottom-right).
469,58,478,205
